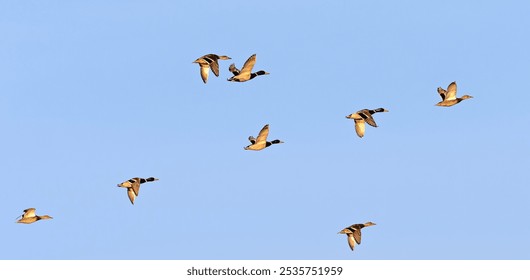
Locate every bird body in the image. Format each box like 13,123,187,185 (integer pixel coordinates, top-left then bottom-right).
228,54,269,82
345,108,388,138
338,222,376,251
193,54,231,83
16,208,53,224
117,177,159,204
244,124,283,151
436,81,473,107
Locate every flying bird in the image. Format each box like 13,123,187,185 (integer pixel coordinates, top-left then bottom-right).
338,222,376,251
16,208,53,224
244,124,283,151
227,54,269,82
193,54,231,83
436,81,473,107
345,108,388,138
117,177,159,205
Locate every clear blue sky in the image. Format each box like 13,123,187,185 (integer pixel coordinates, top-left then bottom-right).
1,0,529,260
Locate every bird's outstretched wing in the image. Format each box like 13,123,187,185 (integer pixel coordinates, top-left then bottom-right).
255,124,270,144
240,54,257,75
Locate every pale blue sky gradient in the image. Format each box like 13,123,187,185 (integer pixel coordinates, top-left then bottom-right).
1,1,529,259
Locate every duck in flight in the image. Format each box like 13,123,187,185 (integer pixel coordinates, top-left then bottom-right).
227,54,269,82
345,108,388,138
117,177,159,205
193,54,231,83
16,208,53,224
244,124,283,151
436,81,473,107
338,222,376,251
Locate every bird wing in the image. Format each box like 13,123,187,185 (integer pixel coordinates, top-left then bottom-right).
445,81,457,100
210,60,220,77
199,65,210,83
229,64,240,76
248,136,256,144
255,124,270,144
201,54,218,64
364,116,378,127
437,87,447,101
347,233,356,251
240,54,257,75
131,182,141,196
127,188,136,204
23,208,37,218
357,110,378,127
352,228,362,244
354,119,365,138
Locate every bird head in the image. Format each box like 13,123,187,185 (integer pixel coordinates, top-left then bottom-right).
364,221,376,227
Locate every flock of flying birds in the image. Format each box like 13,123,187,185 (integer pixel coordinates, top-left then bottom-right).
15,52,473,252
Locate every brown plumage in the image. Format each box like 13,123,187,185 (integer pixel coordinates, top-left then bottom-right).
436,81,473,107
227,54,269,82
338,222,376,251
117,177,159,205
193,54,231,83
345,108,388,138
16,208,53,224
244,124,283,151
